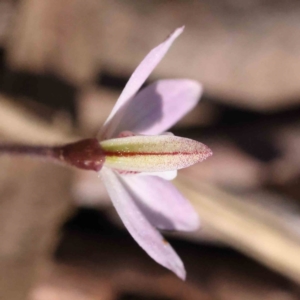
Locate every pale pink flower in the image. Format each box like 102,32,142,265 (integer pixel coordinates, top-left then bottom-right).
97,27,212,279
0,26,211,280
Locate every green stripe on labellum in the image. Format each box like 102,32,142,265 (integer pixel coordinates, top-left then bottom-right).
100,135,212,172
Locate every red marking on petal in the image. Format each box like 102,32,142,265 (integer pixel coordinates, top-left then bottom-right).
115,169,140,175
117,131,137,138
104,149,212,158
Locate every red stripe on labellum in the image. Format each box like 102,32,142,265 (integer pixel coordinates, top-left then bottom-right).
103,150,212,157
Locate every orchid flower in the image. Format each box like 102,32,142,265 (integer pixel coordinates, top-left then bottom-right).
0,27,212,280
96,27,212,280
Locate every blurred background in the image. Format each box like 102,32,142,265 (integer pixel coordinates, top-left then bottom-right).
1,0,300,299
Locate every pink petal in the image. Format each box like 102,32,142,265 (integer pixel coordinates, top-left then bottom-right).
100,27,184,139
100,135,213,172
121,174,200,231
101,167,186,279
115,170,177,180
105,79,202,138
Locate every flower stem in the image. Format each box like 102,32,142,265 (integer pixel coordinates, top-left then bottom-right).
0,138,105,172
0,144,60,159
